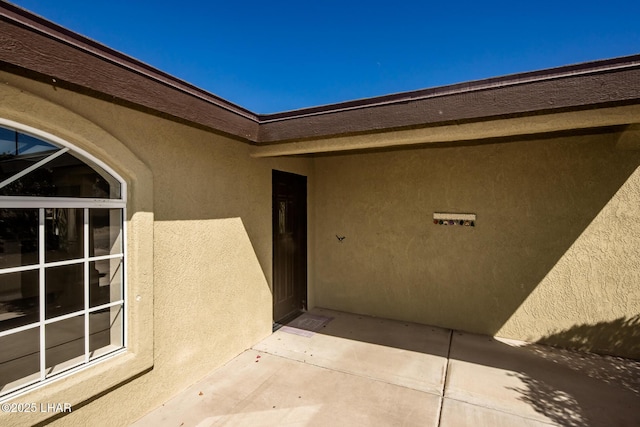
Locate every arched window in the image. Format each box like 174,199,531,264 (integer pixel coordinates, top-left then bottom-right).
0,123,126,399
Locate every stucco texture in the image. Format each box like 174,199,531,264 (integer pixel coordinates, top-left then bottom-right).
313,129,640,359
0,72,314,426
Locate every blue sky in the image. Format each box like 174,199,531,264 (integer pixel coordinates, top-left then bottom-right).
9,0,640,113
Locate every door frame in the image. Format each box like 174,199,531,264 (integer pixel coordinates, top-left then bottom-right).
272,169,307,322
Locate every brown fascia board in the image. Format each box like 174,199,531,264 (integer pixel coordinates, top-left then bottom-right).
1,2,640,146
257,56,640,143
0,1,259,142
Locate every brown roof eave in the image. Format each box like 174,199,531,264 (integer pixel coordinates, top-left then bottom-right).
0,1,260,142
1,2,640,146
256,56,640,143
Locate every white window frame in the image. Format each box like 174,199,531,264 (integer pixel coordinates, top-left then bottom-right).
0,119,127,401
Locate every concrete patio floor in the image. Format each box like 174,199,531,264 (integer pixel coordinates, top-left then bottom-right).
132,308,640,426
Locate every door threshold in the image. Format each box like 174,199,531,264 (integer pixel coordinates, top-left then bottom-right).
272,310,305,332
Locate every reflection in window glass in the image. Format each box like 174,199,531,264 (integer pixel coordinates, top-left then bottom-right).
17,133,58,156
90,259,123,307
46,316,84,376
45,208,84,263
90,209,122,256
0,208,38,269
0,124,126,399
0,157,56,194
89,305,123,359
0,125,121,199
0,270,39,332
0,328,40,394
0,127,15,156
0,129,59,158
45,264,84,319
1,153,106,198
0,129,60,185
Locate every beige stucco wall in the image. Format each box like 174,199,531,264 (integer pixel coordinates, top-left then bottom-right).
0,72,314,426
313,129,640,359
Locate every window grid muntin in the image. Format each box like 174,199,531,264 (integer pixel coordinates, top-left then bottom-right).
0,254,123,279
0,207,125,395
0,299,125,339
38,207,45,380
0,119,127,402
1,347,127,399
84,208,90,364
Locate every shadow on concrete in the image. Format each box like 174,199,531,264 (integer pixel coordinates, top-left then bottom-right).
510,349,640,426
306,310,640,426
306,309,451,356
511,317,640,426
464,325,640,426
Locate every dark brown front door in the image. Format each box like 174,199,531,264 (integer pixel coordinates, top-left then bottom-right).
272,170,307,322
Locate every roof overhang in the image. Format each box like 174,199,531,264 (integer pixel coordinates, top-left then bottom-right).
0,1,259,141
2,1,640,156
